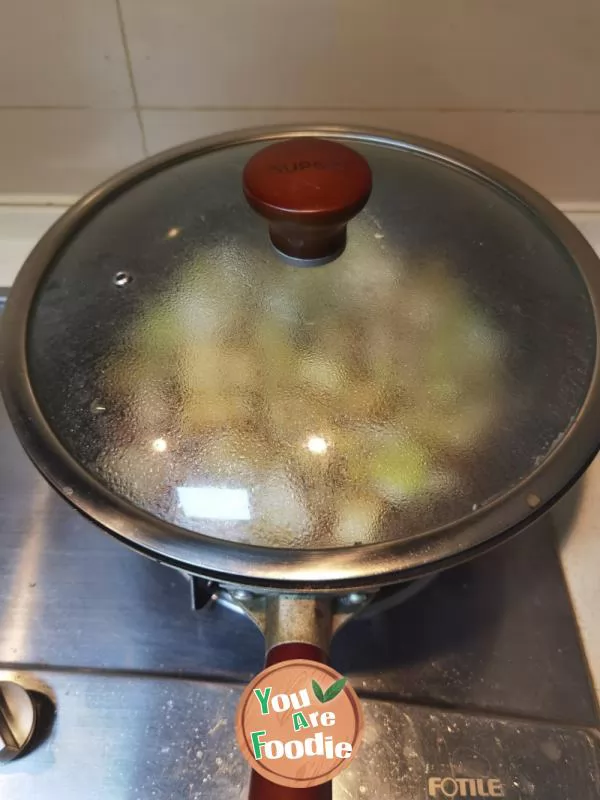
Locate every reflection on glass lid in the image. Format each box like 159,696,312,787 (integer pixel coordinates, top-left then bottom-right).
26,140,596,549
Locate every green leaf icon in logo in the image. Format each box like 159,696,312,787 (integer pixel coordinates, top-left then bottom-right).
312,677,348,704
312,679,325,703
323,677,347,702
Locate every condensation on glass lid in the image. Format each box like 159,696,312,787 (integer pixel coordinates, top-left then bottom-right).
87,219,512,549
25,138,596,551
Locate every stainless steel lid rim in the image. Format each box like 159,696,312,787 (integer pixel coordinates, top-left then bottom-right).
2,125,600,591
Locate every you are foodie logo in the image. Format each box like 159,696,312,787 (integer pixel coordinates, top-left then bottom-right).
236,659,363,788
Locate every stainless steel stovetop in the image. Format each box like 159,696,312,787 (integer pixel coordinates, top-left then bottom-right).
0,292,598,799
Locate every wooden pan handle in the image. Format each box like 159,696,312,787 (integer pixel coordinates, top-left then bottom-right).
248,642,332,800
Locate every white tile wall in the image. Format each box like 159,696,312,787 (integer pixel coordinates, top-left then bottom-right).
121,0,600,110
0,0,598,199
0,110,144,195
0,0,133,108
0,206,65,286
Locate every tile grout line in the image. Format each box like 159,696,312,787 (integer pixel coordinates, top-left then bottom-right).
114,0,148,157
2,106,600,115
128,106,600,115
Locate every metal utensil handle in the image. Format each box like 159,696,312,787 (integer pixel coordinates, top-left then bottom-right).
248,642,332,800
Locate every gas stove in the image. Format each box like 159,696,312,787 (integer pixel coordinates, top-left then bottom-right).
0,292,598,799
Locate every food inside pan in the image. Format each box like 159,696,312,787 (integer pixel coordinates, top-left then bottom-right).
97,219,507,548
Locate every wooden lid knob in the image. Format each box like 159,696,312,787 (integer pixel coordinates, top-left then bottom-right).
243,138,372,265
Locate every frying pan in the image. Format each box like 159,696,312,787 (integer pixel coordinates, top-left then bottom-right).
2,127,600,798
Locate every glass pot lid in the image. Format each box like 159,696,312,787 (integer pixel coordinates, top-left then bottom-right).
2,127,599,590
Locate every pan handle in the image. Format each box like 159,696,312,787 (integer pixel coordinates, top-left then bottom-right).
248,597,334,799
248,643,332,799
